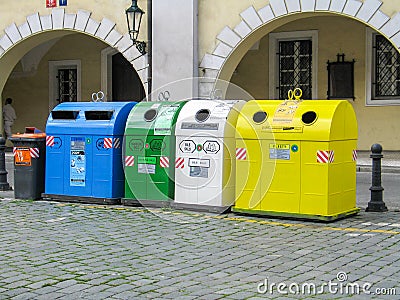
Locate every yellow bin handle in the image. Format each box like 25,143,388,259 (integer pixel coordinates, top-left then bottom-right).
287,88,303,101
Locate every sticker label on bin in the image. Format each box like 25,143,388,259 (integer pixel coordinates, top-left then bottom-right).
189,159,210,178
179,140,196,153
273,102,299,124
13,147,32,166
269,144,290,160
70,137,86,187
203,141,220,154
137,157,156,174
154,105,179,135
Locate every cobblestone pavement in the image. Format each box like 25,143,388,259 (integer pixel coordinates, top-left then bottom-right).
1,200,400,299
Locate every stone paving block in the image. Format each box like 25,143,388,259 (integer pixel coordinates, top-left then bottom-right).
84,291,114,300
1,287,31,298
57,283,92,294
4,280,31,289
34,292,67,300
196,294,228,300
112,290,141,299
26,278,58,289
31,285,64,295
10,292,40,300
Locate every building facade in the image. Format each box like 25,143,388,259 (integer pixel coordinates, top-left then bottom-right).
1,0,400,150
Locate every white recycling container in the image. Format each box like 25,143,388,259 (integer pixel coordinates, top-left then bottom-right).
172,100,245,213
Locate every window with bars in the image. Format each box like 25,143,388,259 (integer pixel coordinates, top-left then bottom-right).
278,40,312,99
57,68,77,102
373,34,400,99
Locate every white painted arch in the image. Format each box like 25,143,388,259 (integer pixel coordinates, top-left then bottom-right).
0,7,148,94
199,0,400,97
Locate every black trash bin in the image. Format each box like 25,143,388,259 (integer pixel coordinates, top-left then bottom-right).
9,128,46,199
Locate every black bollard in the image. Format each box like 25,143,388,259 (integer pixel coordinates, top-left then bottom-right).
366,143,388,212
0,137,11,191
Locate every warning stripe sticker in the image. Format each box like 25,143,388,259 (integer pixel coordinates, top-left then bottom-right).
160,156,169,168
113,138,121,149
104,138,121,149
352,150,357,162
125,156,135,167
30,148,40,158
317,150,334,164
236,148,247,160
175,157,184,169
46,136,55,147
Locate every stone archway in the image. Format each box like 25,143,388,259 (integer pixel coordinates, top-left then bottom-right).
0,7,148,94
199,0,400,97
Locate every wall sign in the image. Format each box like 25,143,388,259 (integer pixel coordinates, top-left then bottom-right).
46,0,57,8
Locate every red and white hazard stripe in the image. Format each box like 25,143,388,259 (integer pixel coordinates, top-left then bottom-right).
30,148,39,158
104,138,113,149
46,136,55,147
352,150,357,162
160,156,169,168
104,138,121,149
236,148,247,160
317,150,334,164
175,157,184,169
125,156,135,167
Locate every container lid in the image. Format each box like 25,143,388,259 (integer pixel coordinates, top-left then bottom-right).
10,132,46,141
175,100,244,137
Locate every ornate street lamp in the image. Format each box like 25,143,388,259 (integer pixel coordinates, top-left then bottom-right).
126,0,146,55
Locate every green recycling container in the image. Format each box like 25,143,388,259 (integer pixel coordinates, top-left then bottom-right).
122,101,187,207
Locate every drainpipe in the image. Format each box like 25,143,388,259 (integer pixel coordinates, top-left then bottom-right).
147,0,152,101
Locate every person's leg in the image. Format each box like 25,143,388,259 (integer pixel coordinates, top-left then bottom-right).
4,121,12,138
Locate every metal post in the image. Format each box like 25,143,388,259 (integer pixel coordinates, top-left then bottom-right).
366,143,388,212
0,137,11,191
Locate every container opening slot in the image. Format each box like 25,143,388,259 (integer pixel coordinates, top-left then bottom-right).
195,109,211,123
302,111,317,125
253,111,268,124
51,110,79,120
85,111,114,120
144,109,158,122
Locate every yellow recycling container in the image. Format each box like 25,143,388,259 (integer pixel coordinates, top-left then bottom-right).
233,90,360,221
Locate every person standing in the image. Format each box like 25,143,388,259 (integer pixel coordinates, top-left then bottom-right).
3,98,17,139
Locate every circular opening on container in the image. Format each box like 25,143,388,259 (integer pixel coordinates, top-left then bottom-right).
253,111,268,124
302,111,317,125
144,109,157,122
195,109,210,122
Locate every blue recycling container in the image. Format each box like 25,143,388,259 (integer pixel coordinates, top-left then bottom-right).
42,101,137,204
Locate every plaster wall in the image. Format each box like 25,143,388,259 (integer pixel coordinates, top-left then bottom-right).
152,0,198,100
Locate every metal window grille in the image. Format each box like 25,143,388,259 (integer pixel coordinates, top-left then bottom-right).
57,68,77,102
374,35,400,98
278,40,312,99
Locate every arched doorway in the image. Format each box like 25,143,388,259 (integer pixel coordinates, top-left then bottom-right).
199,1,400,150
0,8,147,136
